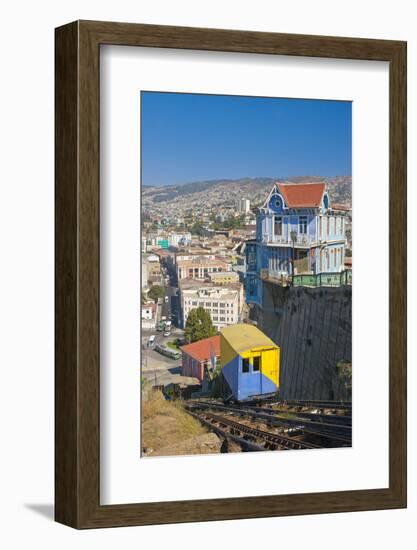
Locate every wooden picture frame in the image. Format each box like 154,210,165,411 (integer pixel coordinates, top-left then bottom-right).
55,20,407,528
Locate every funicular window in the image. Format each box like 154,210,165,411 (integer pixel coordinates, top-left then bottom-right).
242,358,250,373
253,356,261,372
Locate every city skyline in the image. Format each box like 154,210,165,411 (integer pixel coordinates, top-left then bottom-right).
141,92,352,187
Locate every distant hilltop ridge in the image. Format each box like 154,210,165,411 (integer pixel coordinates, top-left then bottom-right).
143,175,352,210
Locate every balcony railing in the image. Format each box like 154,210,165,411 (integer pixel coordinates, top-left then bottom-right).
262,233,316,246
258,269,352,288
262,234,346,246
293,270,352,288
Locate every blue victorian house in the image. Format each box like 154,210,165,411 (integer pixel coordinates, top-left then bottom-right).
246,182,348,304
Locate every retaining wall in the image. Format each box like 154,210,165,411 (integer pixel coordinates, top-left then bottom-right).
250,281,352,400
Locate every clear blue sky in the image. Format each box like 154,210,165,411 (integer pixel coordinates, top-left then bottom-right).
141,92,351,187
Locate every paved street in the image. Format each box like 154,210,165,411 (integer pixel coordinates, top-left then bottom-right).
159,267,180,327
141,267,187,386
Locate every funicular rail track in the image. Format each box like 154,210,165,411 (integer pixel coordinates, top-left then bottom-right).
188,400,352,447
187,412,266,452
263,409,352,426
188,409,320,451
249,397,352,411
244,405,352,428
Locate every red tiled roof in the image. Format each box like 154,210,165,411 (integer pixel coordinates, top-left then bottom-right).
180,335,220,363
277,182,326,208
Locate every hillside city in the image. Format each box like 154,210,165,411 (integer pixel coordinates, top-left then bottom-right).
141,176,352,456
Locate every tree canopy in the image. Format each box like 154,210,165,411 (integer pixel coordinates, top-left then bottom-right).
210,214,246,231
190,221,205,236
148,285,164,302
184,307,217,343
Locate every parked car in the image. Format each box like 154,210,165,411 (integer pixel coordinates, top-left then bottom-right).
164,296,169,303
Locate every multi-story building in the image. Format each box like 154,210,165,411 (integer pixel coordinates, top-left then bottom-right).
176,250,214,262
141,256,149,290
147,254,161,274
168,232,192,247
209,271,240,285
176,255,232,280
142,254,162,285
157,238,169,249
237,198,251,213
246,182,348,304
180,281,241,330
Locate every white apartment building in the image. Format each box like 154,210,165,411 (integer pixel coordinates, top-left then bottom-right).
237,198,250,213
181,286,240,331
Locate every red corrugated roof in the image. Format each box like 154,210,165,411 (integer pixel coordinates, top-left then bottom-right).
277,182,326,208
180,335,220,363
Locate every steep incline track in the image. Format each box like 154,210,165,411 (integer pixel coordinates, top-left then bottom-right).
188,409,319,451
188,399,352,448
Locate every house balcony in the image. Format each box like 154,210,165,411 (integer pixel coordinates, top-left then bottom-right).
262,234,317,247
260,269,352,288
293,270,352,287
262,234,347,247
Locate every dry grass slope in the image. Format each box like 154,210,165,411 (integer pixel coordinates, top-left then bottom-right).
142,391,220,456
